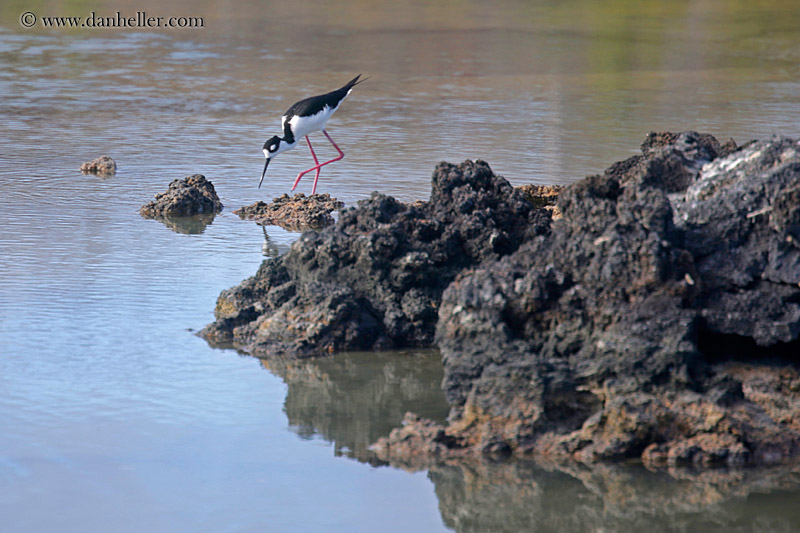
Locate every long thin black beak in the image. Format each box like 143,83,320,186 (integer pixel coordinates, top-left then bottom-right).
259,158,270,189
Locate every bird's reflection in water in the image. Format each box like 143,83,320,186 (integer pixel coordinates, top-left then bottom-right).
261,225,281,258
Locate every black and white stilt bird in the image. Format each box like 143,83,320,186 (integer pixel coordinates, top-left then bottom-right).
259,74,366,195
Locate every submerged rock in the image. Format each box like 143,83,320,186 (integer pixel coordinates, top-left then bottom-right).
139,174,223,218
234,193,344,231
200,160,551,357
80,155,116,175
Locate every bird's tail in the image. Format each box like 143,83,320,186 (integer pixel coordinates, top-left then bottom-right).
343,74,370,91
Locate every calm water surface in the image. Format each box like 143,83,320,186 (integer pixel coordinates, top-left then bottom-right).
2,0,800,531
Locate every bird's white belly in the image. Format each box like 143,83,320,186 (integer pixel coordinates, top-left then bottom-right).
289,105,338,139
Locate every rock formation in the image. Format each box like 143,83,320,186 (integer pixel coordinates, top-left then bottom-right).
200,160,550,357
203,132,800,466
379,133,800,466
234,193,344,231
139,174,223,218
80,155,116,175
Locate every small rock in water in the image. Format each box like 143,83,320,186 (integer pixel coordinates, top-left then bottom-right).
234,193,344,232
80,155,116,175
139,174,223,218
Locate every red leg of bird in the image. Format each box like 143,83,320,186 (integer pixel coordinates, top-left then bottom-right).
291,130,345,195
292,136,320,192
292,136,321,192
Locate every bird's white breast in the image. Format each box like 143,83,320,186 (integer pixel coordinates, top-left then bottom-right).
287,104,338,139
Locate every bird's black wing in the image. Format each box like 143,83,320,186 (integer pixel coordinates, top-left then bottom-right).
282,74,363,122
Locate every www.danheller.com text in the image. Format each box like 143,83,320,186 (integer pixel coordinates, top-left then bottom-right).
23,11,204,29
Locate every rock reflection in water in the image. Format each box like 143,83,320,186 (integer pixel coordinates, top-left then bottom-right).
146,212,217,234
428,459,800,532
261,349,450,465
261,349,800,531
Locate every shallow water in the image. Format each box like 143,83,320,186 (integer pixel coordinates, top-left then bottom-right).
2,0,800,531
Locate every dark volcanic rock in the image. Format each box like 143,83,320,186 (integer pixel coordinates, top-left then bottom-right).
673,137,800,345
202,131,800,466
234,193,344,231
139,174,223,218
364,133,800,466
421,132,800,466
200,160,551,357
80,155,116,175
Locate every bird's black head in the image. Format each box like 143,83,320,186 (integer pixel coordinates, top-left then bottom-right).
259,135,283,189
263,136,282,157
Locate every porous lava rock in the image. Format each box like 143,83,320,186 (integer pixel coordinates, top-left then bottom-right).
139,174,223,218
80,155,116,174
203,131,800,467
234,193,344,231
376,133,800,467
516,184,563,219
200,160,551,357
